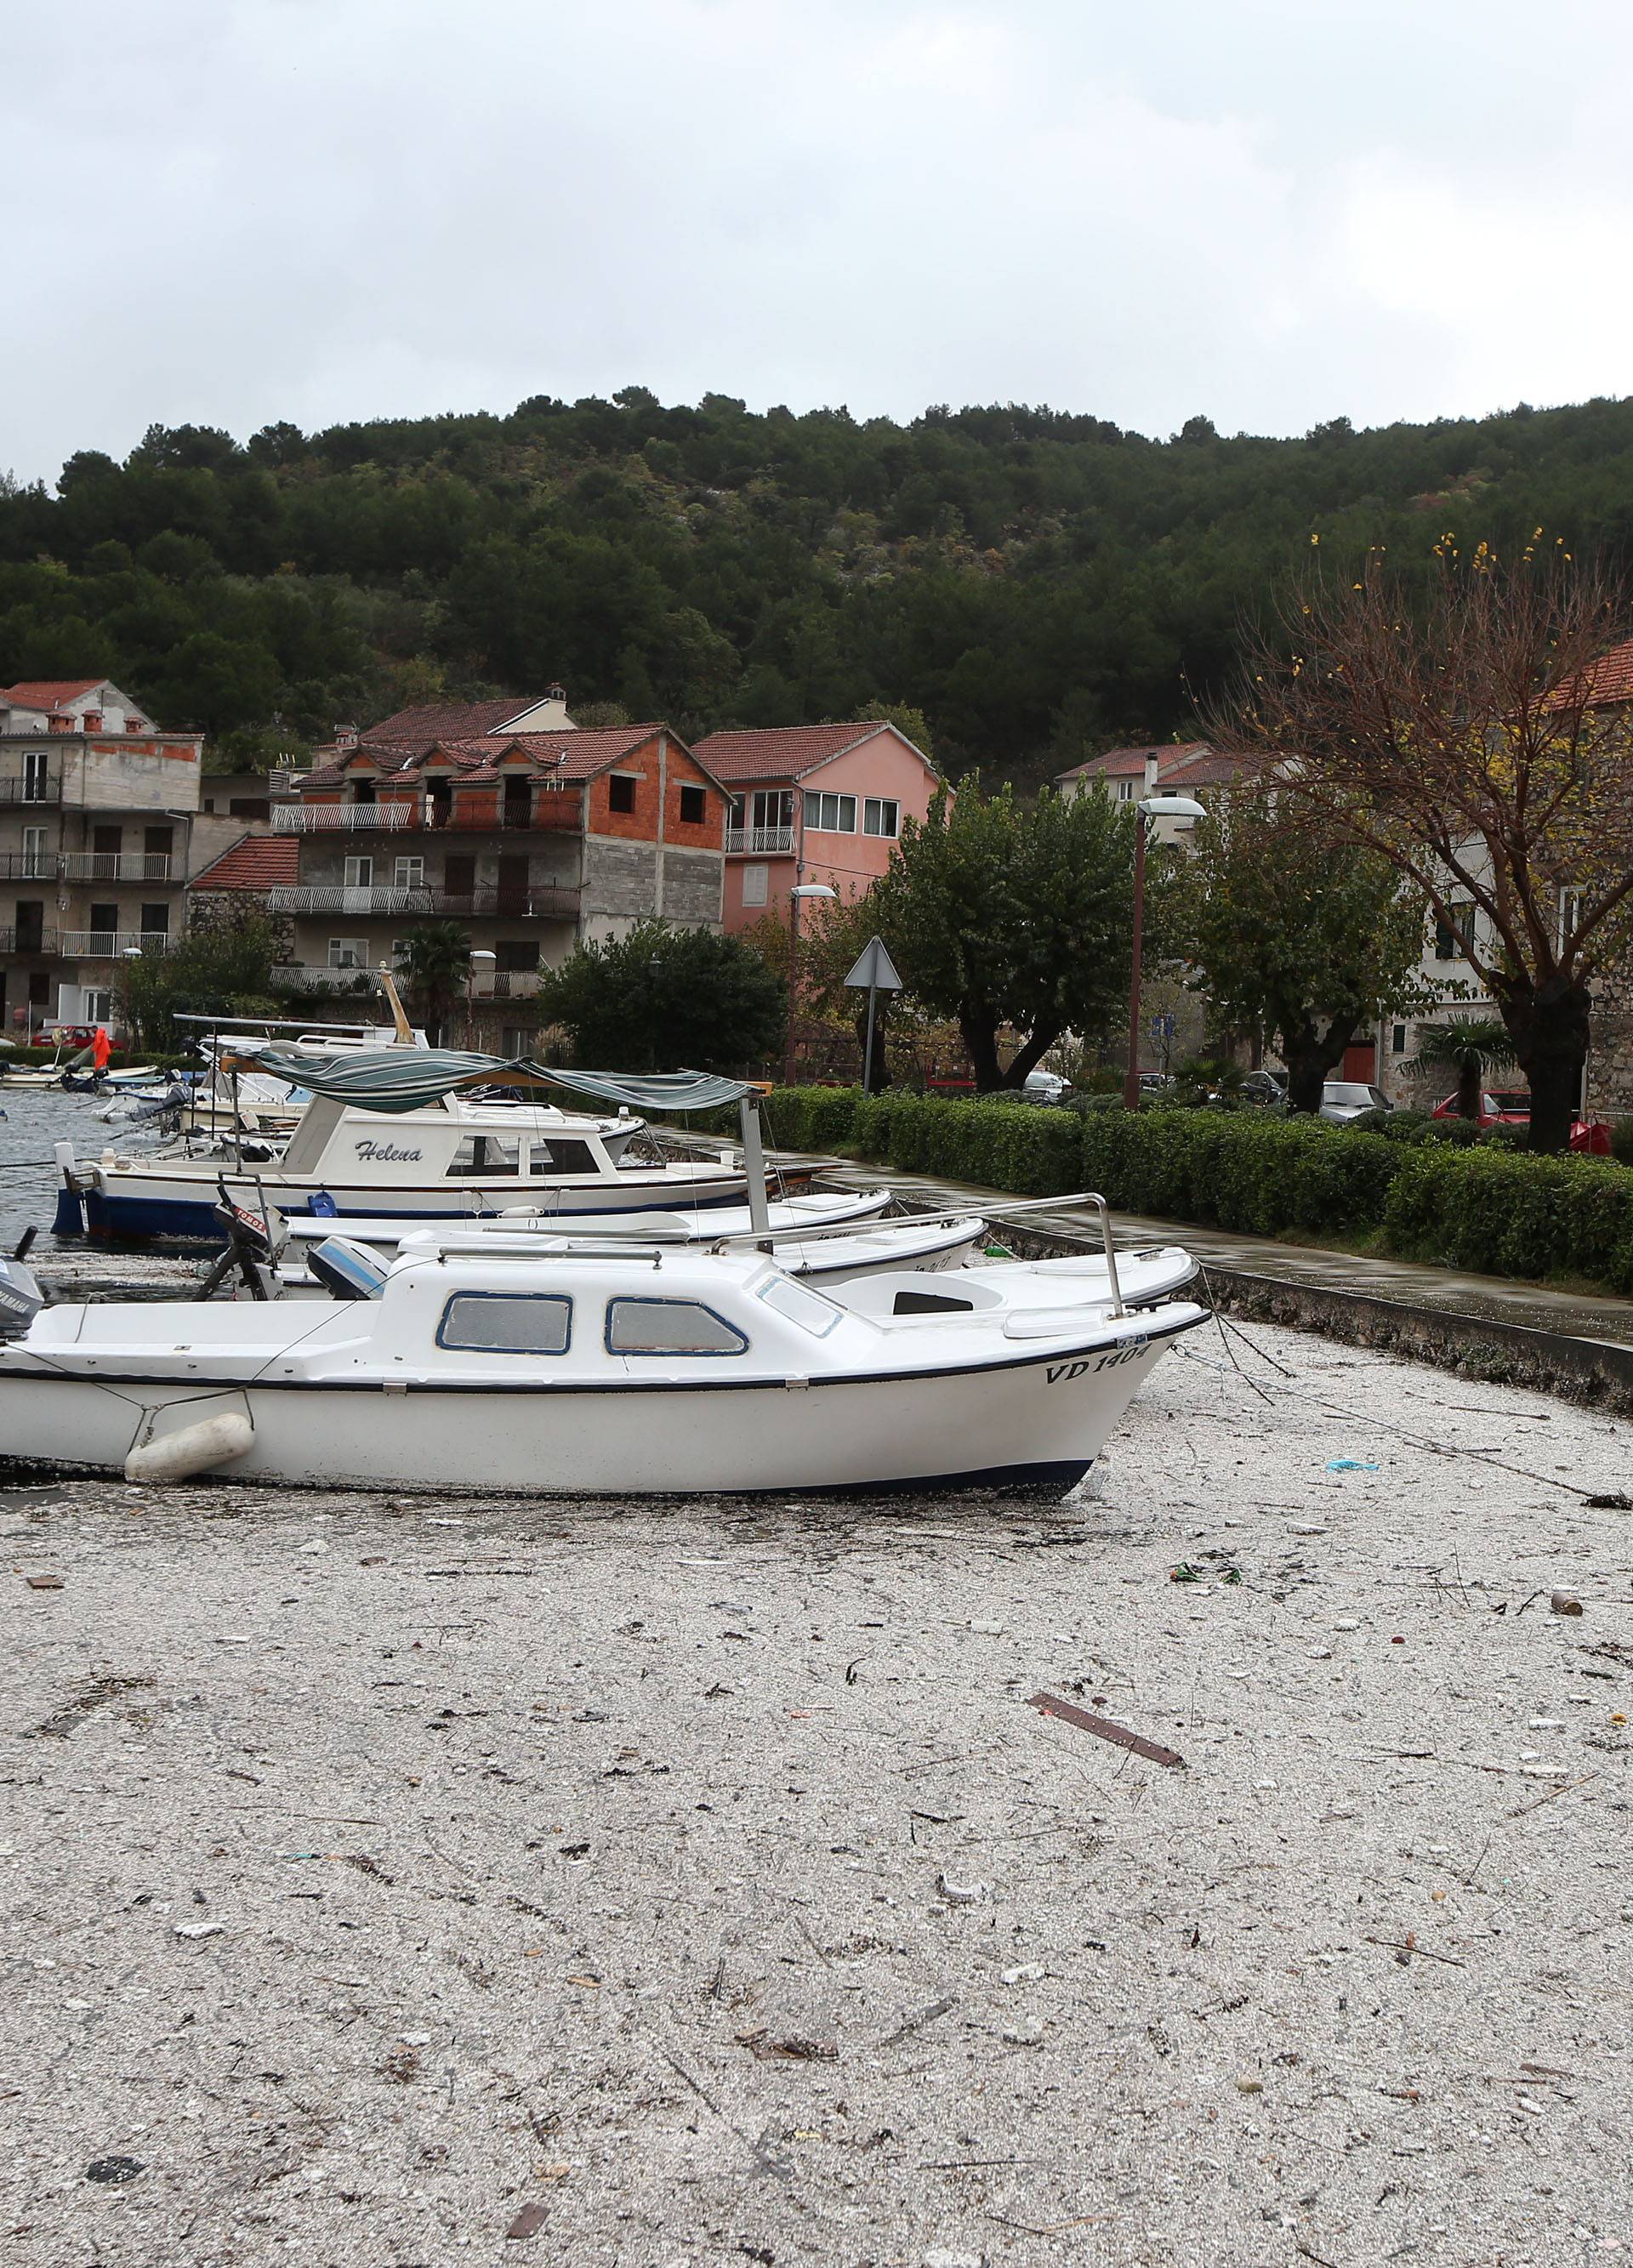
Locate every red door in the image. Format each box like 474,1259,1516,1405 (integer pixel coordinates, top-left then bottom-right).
1341,1040,1377,1083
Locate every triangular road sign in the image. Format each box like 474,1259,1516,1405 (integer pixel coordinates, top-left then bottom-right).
843,935,904,992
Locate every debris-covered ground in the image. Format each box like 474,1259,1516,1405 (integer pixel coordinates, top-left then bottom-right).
5,1317,1633,2267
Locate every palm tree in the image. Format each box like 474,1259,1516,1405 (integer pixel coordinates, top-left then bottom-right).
395,923,471,1046
1406,1017,1517,1119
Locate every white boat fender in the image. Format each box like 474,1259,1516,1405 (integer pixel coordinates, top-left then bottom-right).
125,1412,254,1483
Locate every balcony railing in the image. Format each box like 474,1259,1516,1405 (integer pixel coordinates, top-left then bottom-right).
267,884,580,919
725,824,794,854
274,962,547,998
0,774,61,805
0,853,59,880
59,851,174,882
0,929,60,956
58,931,176,959
273,803,413,833
273,795,583,834
270,963,378,991
474,969,544,998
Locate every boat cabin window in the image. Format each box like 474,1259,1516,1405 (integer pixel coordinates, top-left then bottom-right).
606,1298,748,1356
445,1134,521,1178
756,1274,841,1338
526,1137,597,1175
436,1292,572,1354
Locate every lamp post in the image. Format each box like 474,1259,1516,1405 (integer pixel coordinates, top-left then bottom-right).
1124,793,1207,1111
784,881,837,1087
465,947,497,1048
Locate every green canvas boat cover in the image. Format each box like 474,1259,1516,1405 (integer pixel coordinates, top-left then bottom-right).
540,1068,752,1114
226,1044,556,1113
225,1045,750,1117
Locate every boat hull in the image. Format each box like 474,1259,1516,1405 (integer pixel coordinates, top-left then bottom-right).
74,1168,751,1241
0,1309,1201,1496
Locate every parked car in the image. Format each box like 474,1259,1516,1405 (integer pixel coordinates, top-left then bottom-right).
1241,1069,1289,1108
1431,1090,1611,1155
1021,1067,1073,1105
1319,1081,1393,1123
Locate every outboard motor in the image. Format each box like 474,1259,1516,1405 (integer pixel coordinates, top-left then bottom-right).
307,1236,389,1303
0,1257,45,1337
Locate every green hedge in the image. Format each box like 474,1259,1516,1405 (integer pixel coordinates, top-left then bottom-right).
740,1086,1633,1296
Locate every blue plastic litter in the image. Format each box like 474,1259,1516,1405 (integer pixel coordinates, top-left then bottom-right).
1326,1458,1379,1472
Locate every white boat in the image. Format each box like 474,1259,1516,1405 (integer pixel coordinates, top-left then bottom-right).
265,1208,987,1296
270,1185,893,1262
51,1060,751,1239
0,1230,1207,1496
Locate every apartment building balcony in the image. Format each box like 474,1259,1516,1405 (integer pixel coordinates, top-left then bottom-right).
59,851,175,883
275,963,545,998
0,775,61,806
725,824,794,854
268,883,581,919
58,931,177,960
273,802,415,833
0,853,60,880
0,929,60,956
273,795,583,835
472,969,545,999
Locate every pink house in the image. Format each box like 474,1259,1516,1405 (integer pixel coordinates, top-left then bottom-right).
692,722,942,933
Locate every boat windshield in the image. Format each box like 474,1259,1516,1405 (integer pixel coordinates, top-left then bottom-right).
756,1274,842,1338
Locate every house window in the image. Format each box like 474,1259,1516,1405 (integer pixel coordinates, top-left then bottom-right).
1117,780,1135,801
803,791,856,833
20,827,48,878
1433,902,1475,961
344,855,373,889
83,988,112,1021
1391,1023,1408,1054
608,775,637,815
741,863,768,907
500,1026,531,1058
606,1298,748,1356
328,938,367,969
436,1291,572,1355
145,825,174,855
496,940,539,973
394,855,424,889
752,790,793,831
139,903,169,936
22,750,49,803
679,783,707,826
863,797,899,838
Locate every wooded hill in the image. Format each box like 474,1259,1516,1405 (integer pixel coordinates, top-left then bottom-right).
7,388,1633,780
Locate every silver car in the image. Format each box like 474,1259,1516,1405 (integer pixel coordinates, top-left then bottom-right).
1319,1081,1391,1123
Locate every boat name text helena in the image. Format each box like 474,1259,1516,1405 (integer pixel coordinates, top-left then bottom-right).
352,1140,424,1163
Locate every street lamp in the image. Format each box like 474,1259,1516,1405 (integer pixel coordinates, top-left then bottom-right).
1124,793,1207,1111
465,947,497,1048
784,881,837,1087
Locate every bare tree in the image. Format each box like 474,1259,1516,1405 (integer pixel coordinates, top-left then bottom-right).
1213,539,1633,1151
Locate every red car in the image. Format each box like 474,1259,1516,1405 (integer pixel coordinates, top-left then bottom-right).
1432,1089,1611,1156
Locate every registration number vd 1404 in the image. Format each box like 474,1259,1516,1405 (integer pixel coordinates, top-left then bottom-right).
1045,1339,1147,1384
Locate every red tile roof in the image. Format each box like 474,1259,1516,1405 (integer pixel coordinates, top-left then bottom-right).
1546,635,1633,709
303,725,731,798
1,679,106,709
1054,741,1214,784
190,835,300,891
691,722,935,784
361,698,558,747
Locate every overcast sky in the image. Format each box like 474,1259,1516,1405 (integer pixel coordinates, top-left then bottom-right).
11,0,1633,484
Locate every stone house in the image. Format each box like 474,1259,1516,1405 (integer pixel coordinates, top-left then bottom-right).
0,678,203,1033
